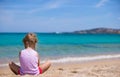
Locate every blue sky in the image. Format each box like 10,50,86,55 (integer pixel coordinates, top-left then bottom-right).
0,0,120,32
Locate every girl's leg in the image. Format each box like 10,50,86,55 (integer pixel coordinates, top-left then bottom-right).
9,61,20,75
40,61,51,73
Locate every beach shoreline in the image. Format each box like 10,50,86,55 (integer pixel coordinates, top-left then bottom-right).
0,58,120,77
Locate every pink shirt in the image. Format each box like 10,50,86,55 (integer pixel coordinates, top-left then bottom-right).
19,48,39,75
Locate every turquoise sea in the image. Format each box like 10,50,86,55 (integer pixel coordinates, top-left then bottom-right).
0,33,120,66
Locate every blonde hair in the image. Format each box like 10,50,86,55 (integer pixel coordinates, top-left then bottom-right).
23,33,38,49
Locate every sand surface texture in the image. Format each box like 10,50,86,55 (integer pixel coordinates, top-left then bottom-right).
0,59,120,77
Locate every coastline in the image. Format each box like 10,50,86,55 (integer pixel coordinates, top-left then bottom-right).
0,58,120,77
1,54,120,67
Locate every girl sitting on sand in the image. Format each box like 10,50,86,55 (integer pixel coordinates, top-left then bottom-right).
9,33,51,75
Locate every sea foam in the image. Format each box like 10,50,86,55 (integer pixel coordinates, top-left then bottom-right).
0,54,120,67
41,54,120,63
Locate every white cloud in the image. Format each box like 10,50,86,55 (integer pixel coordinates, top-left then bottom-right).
95,0,109,8
0,0,68,14
28,0,67,14
44,1,62,9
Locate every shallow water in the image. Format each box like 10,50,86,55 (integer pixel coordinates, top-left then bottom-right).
0,33,120,64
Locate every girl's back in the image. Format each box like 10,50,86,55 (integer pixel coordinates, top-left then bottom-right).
19,47,39,75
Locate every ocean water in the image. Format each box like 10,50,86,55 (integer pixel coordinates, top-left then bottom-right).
0,33,120,66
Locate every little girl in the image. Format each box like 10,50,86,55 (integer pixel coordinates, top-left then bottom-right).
9,33,51,75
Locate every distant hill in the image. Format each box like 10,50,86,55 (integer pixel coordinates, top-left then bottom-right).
74,28,120,34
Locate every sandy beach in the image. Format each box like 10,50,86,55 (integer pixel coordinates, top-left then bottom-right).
0,58,120,77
